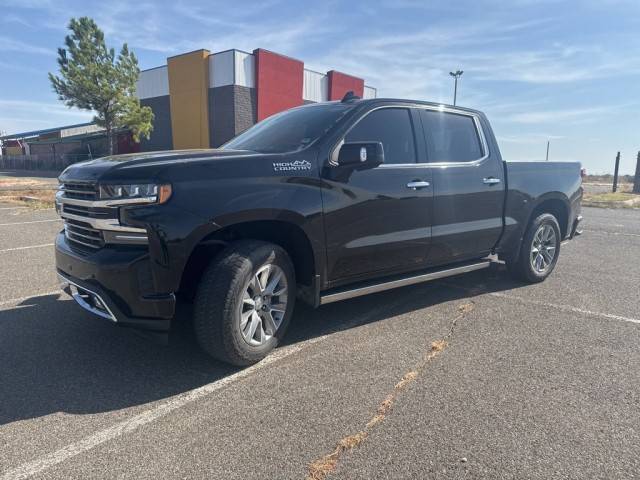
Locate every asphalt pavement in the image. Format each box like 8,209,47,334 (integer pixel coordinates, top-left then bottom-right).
0,205,639,479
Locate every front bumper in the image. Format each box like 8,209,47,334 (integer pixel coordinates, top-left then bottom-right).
56,232,175,331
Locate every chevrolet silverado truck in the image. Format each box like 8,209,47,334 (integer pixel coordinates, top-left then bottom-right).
55,95,583,366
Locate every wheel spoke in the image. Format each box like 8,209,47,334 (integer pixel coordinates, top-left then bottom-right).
245,312,260,341
544,226,553,242
240,308,253,330
243,293,255,307
247,277,259,295
271,302,286,313
259,266,271,292
262,310,278,335
255,319,265,344
265,270,283,295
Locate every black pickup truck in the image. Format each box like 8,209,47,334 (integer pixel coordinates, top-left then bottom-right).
55,95,583,365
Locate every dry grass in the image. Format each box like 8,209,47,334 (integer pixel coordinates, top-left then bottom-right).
307,432,368,480
394,371,418,390
0,188,56,209
0,178,47,188
582,190,640,209
306,301,476,480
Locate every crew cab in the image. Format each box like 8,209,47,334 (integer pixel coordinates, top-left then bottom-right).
55,95,583,365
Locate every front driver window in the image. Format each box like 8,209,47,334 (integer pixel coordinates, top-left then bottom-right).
345,108,417,165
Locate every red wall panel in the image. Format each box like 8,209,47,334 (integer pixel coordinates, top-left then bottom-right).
327,70,364,101
254,49,304,121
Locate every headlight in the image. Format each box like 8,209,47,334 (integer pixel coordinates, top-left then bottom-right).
99,183,172,204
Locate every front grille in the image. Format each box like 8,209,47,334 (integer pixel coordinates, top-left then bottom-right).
61,182,98,200
64,218,105,250
62,203,116,219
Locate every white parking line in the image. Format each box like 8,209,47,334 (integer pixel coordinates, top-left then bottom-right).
0,293,405,479
584,229,640,238
0,219,61,226
487,291,640,325
440,281,640,326
0,243,54,253
0,339,319,480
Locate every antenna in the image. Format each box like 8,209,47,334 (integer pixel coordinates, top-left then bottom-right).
341,91,361,103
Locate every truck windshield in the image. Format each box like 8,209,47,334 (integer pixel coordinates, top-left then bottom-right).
223,103,353,154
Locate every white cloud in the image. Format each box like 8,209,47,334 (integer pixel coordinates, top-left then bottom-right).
505,106,620,124
0,13,33,28
0,36,51,55
0,100,92,135
497,134,566,144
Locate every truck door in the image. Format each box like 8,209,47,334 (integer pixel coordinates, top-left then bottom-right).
418,109,505,267
322,107,433,285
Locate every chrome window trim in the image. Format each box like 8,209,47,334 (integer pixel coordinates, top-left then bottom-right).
329,104,490,168
417,107,490,167
329,105,419,166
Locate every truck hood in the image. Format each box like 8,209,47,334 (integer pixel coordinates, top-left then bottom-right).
58,149,261,183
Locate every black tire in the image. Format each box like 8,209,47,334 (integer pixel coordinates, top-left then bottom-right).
193,240,296,366
507,213,561,283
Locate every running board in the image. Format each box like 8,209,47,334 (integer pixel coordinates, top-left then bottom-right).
319,260,492,305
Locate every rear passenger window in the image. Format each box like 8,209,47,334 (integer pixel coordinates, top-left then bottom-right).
420,110,484,162
345,108,416,165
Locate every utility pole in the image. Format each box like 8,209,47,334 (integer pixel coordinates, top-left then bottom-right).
613,151,620,193
545,140,550,161
633,151,640,194
449,70,463,106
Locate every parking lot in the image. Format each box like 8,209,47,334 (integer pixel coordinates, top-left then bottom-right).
1,204,639,479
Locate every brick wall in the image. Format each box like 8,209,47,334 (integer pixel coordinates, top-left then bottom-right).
141,96,173,151
209,85,257,147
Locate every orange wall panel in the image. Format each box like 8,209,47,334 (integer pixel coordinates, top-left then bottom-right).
167,50,211,149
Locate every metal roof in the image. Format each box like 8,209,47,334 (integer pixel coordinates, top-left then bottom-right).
0,122,96,141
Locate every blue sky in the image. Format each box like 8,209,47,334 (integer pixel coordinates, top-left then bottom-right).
1,0,639,174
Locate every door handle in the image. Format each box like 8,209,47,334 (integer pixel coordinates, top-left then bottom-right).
483,177,501,185
406,181,430,190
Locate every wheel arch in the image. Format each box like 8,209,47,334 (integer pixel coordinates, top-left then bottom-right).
178,214,320,304
528,193,570,238
499,192,570,264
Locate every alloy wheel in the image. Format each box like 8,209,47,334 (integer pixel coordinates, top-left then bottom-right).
530,224,557,274
239,264,288,346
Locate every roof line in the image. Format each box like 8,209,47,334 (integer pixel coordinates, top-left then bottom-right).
0,122,96,141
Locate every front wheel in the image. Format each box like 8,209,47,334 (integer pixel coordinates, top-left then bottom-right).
507,213,561,283
194,240,296,366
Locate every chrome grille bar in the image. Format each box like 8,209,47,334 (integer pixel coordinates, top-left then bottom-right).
57,180,149,249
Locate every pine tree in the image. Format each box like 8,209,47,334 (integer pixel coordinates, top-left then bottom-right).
49,17,153,155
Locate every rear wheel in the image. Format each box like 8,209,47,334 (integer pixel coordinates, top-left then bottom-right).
507,213,561,283
194,240,296,366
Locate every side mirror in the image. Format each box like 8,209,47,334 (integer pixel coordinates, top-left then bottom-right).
337,142,384,167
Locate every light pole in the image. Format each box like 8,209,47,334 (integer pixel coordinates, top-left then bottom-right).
449,70,463,106
546,140,550,161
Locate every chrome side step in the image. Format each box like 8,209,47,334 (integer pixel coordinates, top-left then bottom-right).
319,260,492,305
